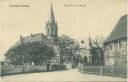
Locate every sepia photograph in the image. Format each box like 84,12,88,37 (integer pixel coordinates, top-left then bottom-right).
0,0,127,82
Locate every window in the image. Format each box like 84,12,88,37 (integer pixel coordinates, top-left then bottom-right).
119,41,123,49
114,43,118,50
112,43,115,51
109,44,112,50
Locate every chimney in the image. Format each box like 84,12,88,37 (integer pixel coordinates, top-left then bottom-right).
31,33,33,37
20,35,23,42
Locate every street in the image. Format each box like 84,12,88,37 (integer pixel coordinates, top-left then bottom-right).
1,69,127,82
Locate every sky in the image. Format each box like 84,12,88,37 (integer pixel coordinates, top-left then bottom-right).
0,0,127,60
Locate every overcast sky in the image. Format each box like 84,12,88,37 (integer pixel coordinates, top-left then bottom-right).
0,0,126,60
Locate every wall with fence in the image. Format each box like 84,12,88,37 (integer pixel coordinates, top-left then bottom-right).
1,64,67,76
1,65,47,76
78,65,127,78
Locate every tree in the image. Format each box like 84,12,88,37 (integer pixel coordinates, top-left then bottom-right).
57,35,79,65
93,35,106,65
5,42,54,65
93,35,106,50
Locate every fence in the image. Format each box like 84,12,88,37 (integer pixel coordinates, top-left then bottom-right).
78,65,127,78
1,64,67,76
1,65,47,76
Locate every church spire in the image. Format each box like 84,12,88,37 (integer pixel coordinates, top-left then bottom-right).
50,4,55,24
46,4,58,42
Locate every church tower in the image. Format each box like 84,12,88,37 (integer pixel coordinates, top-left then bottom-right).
46,4,58,42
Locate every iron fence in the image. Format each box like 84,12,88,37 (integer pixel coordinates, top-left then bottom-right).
78,65,127,77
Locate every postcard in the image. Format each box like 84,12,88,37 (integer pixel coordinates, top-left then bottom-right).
0,0,127,82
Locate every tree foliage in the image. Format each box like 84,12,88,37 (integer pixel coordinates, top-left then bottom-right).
94,35,106,49
5,42,54,65
57,35,79,64
92,35,106,64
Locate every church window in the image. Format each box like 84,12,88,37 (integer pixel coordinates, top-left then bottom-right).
53,29,55,34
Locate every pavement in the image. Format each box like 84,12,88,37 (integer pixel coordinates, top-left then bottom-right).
1,69,127,82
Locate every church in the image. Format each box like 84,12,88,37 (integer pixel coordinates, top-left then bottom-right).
12,4,60,65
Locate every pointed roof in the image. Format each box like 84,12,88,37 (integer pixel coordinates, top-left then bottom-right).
105,14,127,43
87,37,93,49
49,4,55,24
89,37,92,47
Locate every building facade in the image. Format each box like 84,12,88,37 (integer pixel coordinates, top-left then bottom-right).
79,37,104,65
104,15,127,68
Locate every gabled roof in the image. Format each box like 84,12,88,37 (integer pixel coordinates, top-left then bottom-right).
105,14,127,43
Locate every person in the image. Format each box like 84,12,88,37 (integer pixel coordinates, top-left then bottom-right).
84,56,87,65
